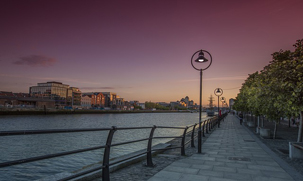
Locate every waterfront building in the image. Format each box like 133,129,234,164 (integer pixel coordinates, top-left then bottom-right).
101,92,117,108
116,97,125,110
0,91,55,108
180,96,195,108
81,95,91,109
29,81,81,108
82,92,105,108
68,87,82,108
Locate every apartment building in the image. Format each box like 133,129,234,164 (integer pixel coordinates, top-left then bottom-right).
29,81,81,108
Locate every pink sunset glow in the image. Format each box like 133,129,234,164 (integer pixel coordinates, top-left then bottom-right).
1,0,303,105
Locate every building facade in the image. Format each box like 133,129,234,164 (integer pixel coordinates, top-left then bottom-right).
81,95,91,108
101,92,117,108
82,92,105,108
29,81,82,108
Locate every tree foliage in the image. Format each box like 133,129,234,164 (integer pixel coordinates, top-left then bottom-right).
233,39,303,141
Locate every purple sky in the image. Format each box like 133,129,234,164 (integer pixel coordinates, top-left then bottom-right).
1,0,303,105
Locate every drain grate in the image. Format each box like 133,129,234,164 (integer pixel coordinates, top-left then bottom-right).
243,140,255,142
228,157,251,161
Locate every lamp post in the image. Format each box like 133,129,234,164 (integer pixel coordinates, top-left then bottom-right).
191,49,212,154
221,97,226,121
214,88,223,128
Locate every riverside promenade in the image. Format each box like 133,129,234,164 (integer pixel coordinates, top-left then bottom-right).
147,114,303,181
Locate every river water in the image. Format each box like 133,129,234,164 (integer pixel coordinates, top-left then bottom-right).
0,112,208,181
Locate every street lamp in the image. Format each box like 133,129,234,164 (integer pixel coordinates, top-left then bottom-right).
214,88,223,128
221,97,226,121
191,49,212,154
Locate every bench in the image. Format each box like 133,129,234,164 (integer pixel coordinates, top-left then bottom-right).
289,142,303,159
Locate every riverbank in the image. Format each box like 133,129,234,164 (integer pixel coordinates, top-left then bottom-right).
0,109,196,115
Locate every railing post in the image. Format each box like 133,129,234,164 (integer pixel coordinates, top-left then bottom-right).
218,115,220,128
102,126,117,181
209,118,213,130
211,118,213,129
146,125,156,167
208,119,211,132
202,121,205,137
181,126,189,156
206,120,209,134
191,124,197,147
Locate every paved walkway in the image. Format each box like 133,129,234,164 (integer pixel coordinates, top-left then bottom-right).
147,114,300,181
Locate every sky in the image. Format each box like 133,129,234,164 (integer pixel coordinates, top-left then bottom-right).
1,0,303,106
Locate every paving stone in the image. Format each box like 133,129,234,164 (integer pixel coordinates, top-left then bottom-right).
198,170,224,177
252,175,293,181
163,165,199,174
209,177,238,181
151,170,182,180
191,164,213,170
225,162,248,168
213,166,237,173
178,173,209,181
247,164,284,172
223,172,253,181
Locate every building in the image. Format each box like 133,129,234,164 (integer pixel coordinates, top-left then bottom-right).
116,97,125,110
68,87,82,108
101,92,117,108
82,92,105,108
180,96,194,108
0,91,55,109
29,81,81,108
81,95,91,109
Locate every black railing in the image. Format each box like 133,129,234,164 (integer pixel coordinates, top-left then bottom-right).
0,115,223,181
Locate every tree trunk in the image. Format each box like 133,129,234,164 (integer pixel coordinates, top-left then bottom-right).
273,121,277,139
288,118,291,128
258,116,260,128
297,111,303,142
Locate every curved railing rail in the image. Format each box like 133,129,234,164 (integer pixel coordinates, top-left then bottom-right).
0,114,227,181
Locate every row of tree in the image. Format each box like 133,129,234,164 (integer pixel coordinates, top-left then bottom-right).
144,101,188,110
233,39,303,142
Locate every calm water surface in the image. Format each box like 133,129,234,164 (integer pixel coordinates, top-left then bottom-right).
0,112,208,181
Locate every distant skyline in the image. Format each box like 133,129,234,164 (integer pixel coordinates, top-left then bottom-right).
1,0,303,105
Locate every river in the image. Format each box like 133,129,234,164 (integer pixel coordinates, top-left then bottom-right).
0,112,209,181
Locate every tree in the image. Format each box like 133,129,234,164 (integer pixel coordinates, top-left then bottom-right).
234,39,303,142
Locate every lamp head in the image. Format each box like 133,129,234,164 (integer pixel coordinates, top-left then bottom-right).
216,89,221,93
195,51,208,63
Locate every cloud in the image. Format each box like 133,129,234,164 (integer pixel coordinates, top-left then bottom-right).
13,55,57,67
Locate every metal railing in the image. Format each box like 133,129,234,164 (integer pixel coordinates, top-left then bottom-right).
0,116,223,181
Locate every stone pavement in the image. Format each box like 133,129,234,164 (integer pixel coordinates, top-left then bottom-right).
147,114,303,181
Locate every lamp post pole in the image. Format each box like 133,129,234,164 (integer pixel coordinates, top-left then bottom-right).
214,88,223,128
221,97,226,121
191,49,212,154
